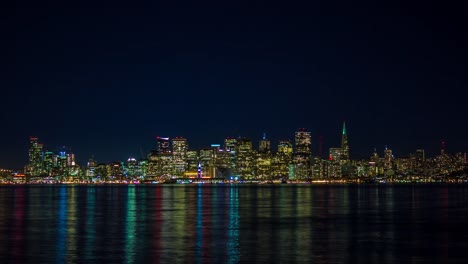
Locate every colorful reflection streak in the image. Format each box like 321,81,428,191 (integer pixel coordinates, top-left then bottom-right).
227,186,240,264
125,186,136,264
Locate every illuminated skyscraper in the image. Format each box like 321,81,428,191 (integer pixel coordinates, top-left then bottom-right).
224,137,237,170
199,148,213,177
156,137,171,154
340,121,350,162
295,128,311,155
172,137,188,176
86,158,97,178
26,136,43,176
125,157,140,178
186,150,199,172
235,137,255,179
259,132,271,154
67,153,76,166
224,137,237,152
293,128,311,179
384,146,393,169
43,151,57,176
272,140,293,178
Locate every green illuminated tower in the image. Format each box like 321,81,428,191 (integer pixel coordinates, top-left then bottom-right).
340,122,350,162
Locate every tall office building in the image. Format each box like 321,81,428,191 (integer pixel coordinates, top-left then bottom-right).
259,132,271,154
224,137,237,170
67,153,76,166
384,146,393,169
199,148,213,177
27,136,44,176
186,150,199,172
277,140,293,157
224,137,237,152
271,140,293,178
235,137,255,179
293,128,311,179
125,157,141,178
340,122,350,162
172,137,188,176
86,158,97,178
156,137,171,154
295,128,311,155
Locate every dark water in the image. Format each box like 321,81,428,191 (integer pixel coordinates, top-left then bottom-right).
1,184,468,263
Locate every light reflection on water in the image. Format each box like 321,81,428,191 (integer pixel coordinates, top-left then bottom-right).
0,184,467,263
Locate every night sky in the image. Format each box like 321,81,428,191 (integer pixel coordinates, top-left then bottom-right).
3,1,467,169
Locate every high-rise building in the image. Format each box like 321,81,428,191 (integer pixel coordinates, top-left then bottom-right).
26,136,43,176
384,146,393,169
235,137,255,179
257,132,271,180
125,157,140,178
42,151,56,176
156,137,171,154
340,121,350,162
67,153,76,166
86,158,97,178
172,137,188,176
295,128,311,155
224,137,237,152
294,128,311,179
259,132,271,154
271,140,293,178
199,148,213,177
224,137,237,170
186,150,199,172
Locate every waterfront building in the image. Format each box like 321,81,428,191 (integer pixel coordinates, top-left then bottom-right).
186,150,199,172
157,136,171,154
259,132,271,154
384,146,393,169
311,156,326,179
43,151,57,176
139,159,148,178
172,137,188,176
110,161,125,181
294,128,311,179
147,151,159,176
26,136,43,176
235,137,255,179
256,152,271,180
224,137,237,170
199,148,213,177
271,140,293,178
326,160,342,178
125,157,140,178
86,158,97,178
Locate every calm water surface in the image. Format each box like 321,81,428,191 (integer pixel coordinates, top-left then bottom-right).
0,184,468,263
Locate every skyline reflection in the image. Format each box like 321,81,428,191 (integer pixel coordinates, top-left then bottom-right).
0,185,467,263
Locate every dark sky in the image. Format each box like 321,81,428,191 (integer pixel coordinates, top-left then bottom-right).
2,0,467,169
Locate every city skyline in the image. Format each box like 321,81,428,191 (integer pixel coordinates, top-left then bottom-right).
4,121,463,185
1,122,466,170
4,1,467,169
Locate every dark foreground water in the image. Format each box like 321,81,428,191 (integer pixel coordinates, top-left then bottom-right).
1,184,468,263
